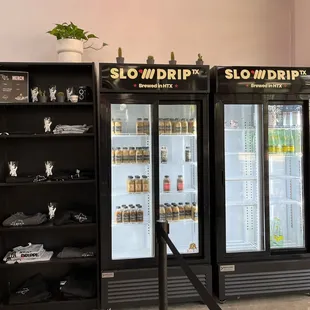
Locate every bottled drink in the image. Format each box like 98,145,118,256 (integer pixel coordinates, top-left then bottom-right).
282,106,290,128
143,118,149,135
271,217,284,247
185,147,192,162
282,129,288,153
274,130,282,154
163,175,170,192
286,129,295,153
268,131,276,153
294,128,302,154
161,146,168,164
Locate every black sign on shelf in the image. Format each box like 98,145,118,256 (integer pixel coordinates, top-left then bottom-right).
100,64,209,92
0,71,29,103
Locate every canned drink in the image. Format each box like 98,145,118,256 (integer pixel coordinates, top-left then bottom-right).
161,146,168,163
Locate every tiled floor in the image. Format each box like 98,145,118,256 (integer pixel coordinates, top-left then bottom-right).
127,295,310,309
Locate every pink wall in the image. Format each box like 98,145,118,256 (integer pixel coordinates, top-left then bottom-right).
0,0,292,66
294,0,310,66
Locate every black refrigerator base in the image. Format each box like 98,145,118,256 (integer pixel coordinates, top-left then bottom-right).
216,259,310,302
101,264,212,309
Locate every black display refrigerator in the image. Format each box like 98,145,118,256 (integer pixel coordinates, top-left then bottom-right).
210,66,310,302
98,63,211,309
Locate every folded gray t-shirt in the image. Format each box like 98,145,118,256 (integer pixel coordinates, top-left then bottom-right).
2,213,48,227
57,246,96,259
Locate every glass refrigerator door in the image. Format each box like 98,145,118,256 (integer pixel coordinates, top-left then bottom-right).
111,104,154,260
268,104,305,249
159,104,199,255
224,104,264,253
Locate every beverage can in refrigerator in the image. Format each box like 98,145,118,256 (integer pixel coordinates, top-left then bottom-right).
188,118,196,134
163,175,170,192
161,146,168,163
185,202,192,219
122,207,130,223
159,118,165,135
136,147,144,163
130,206,137,223
172,203,180,221
129,147,136,163
164,118,172,134
115,147,123,164
181,118,188,134
115,206,122,223
177,175,184,192
127,176,135,193
142,175,149,192
136,118,144,135
165,204,173,221
122,147,129,163
178,203,185,220
135,175,142,192
143,118,149,135
143,147,150,163
174,118,182,134
137,205,144,222
192,202,198,221
115,118,122,134
185,147,192,162
159,205,166,221
294,129,302,153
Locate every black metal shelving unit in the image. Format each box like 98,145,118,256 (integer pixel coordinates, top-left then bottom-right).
0,62,99,310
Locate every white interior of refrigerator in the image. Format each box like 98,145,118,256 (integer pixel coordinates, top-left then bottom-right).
159,105,199,255
268,104,304,249
224,104,264,253
111,104,154,260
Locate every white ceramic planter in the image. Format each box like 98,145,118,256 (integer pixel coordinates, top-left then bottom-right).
56,39,83,62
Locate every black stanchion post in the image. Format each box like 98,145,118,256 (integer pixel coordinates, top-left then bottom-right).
157,220,169,310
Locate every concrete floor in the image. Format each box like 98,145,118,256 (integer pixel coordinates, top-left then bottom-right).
126,295,310,309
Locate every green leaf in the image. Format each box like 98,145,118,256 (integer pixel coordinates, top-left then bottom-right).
87,34,98,39
47,22,100,41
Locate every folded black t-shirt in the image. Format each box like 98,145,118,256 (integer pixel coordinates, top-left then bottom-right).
60,270,95,298
9,274,52,304
53,210,93,226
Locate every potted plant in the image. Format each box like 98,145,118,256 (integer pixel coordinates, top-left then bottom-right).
47,22,107,62
147,56,155,64
116,47,124,64
196,53,203,65
169,52,177,65
56,92,65,102
38,90,47,103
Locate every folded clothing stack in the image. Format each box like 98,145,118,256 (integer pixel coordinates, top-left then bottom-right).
54,210,93,226
3,243,53,264
9,274,52,304
53,124,92,135
2,212,47,227
60,269,96,298
57,246,96,259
